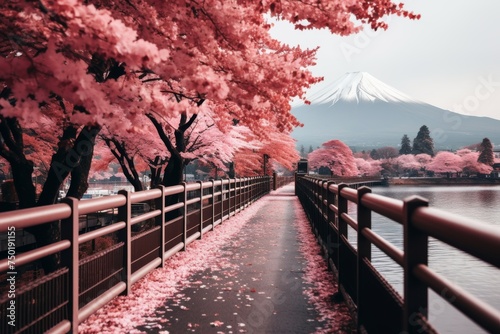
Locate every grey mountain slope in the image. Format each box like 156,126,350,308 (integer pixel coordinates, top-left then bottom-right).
292,76,500,150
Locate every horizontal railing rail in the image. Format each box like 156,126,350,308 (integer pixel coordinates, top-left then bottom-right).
272,174,294,190
296,175,500,334
0,176,280,333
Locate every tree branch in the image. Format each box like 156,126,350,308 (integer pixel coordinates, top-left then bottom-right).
179,113,198,132
147,113,178,156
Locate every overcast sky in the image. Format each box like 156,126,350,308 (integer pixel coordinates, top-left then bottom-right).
270,1,500,120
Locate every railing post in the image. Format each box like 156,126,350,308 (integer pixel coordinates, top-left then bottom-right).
260,176,263,197
155,185,166,267
321,179,328,245
258,176,261,198
228,179,232,218
182,182,188,250
221,179,225,223
357,186,372,330
273,172,277,190
246,177,250,206
229,178,234,217
337,183,348,293
235,178,239,212
242,177,246,207
259,176,262,196
244,178,247,205
236,178,243,211
211,179,215,231
295,173,298,196
118,190,132,295
60,197,79,333
316,179,323,239
245,177,248,206
257,176,260,198
326,181,336,268
403,196,429,333
243,177,249,209
249,177,253,203
197,181,203,239
259,176,262,198
264,176,267,195
337,183,348,239
257,176,260,199
249,177,253,204
314,179,321,237
233,178,237,214
251,177,255,201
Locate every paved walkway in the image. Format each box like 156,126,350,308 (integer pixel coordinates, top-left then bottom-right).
135,184,354,334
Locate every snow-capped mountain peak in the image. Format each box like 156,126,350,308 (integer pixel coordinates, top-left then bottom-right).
309,72,420,105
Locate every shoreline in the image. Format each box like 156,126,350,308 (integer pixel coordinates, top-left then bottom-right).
385,177,500,186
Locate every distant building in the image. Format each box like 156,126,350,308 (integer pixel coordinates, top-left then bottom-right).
492,163,500,178
493,150,500,178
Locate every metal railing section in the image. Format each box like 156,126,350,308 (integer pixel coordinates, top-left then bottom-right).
295,175,500,334
0,176,276,333
272,174,294,190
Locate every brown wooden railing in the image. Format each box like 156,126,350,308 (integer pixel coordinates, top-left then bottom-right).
296,175,500,334
0,177,275,333
272,174,294,190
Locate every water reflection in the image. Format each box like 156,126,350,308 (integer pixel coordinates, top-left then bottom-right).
347,185,500,334
479,189,498,207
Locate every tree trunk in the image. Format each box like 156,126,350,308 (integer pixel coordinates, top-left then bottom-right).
10,161,36,209
162,154,185,221
149,156,162,188
102,136,144,192
30,125,99,274
148,111,197,220
66,126,100,197
66,149,92,198
162,154,184,187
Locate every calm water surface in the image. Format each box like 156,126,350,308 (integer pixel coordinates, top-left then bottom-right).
347,185,500,334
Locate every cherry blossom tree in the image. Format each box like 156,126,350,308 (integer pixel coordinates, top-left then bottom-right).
427,151,463,177
95,106,264,188
457,149,493,176
375,146,399,159
260,132,301,174
147,105,267,185
355,158,382,177
93,134,158,192
308,140,358,177
233,149,267,177
0,0,418,273
0,99,101,272
395,154,420,175
233,131,299,177
379,158,398,176
414,153,432,175
354,151,371,160
1,0,418,195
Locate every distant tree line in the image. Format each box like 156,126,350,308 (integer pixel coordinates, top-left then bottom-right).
306,125,497,178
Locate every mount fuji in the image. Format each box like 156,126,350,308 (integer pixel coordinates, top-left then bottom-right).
292,72,500,150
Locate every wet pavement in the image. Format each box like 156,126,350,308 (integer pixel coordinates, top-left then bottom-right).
135,185,354,334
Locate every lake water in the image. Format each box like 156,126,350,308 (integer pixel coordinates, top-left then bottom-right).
346,185,500,334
